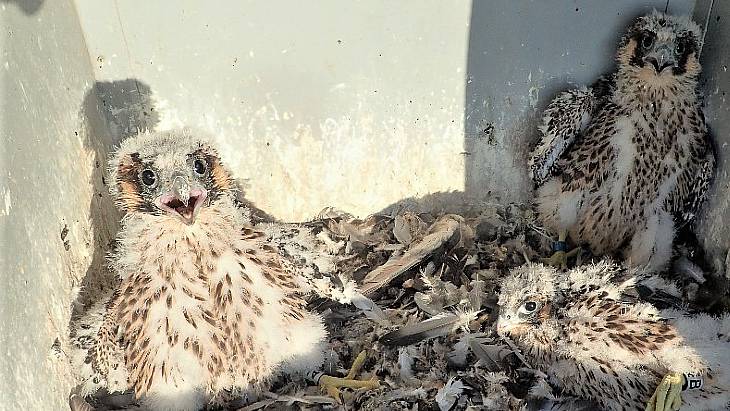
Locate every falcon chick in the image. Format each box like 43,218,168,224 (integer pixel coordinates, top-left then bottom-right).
530,11,715,271
497,262,730,411
70,130,328,410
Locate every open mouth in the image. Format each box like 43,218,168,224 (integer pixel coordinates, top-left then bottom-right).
156,188,207,225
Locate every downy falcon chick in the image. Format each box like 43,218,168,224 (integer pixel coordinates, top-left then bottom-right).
530,11,715,272
70,130,328,410
497,262,730,411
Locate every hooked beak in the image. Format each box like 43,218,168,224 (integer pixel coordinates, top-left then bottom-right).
644,44,675,73
154,175,207,225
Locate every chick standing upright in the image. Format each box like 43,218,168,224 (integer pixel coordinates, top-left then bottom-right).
70,130,328,410
530,11,715,271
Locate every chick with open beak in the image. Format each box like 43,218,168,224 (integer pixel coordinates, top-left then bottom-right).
110,133,229,226
155,173,208,225
84,130,332,411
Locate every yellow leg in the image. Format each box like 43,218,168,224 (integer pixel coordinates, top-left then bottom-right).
319,351,380,402
541,229,578,269
645,372,684,411
345,350,366,379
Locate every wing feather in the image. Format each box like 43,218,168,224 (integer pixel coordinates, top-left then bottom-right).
529,75,614,186
530,88,595,186
668,136,715,227
563,292,678,356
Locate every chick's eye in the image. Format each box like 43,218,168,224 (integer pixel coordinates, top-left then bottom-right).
675,41,685,55
641,34,654,49
141,169,157,186
519,301,538,315
193,159,207,175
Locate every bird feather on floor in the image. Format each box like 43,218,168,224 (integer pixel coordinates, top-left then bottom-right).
64,11,730,411
66,194,730,410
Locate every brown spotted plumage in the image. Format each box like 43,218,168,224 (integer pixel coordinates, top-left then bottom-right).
531,11,715,272
70,129,327,411
497,262,730,410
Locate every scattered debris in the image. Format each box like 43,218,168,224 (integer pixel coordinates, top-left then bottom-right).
247,203,550,410
435,377,467,411
674,255,706,284
381,310,479,347
237,392,338,411
82,201,723,410
360,214,473,298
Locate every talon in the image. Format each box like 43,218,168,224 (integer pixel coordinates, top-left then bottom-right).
318,350,380,403
645,372,684,411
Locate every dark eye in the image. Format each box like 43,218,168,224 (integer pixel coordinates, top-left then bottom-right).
193,159,207,176
519,301,538,315
141,169,157,186
675,41,685,55
641,34,654,49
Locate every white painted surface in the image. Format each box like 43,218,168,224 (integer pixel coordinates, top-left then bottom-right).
74,0,472,221
0,1,118,409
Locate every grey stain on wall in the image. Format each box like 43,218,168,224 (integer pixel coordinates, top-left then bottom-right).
1,0,44,15
695,0,730,277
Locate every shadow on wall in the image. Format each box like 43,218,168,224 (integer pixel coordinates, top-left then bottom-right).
71,79,160,315
377,2,658,218
1,0,44,15
462,2,674,211
94,79,161,143
694,0,730,276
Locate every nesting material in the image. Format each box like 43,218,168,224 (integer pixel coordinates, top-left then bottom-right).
253,201,724,410
243,203,550,410
72,200,723,410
